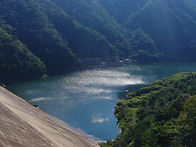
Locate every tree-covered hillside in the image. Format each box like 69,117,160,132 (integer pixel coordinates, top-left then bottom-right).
99,72,196,147
98,0,196,61
0,27,46,83
124,0,196,61
50,0,132,55
0,0,78,74
0,0,196,83
52,0,159,56
0,0,118,83
48,0,196,61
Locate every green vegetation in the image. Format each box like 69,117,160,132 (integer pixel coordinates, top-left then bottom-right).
0,0,196,83
0,0,117,83
100,72,196,147
51,0,133,55
50,0,196,61
0,27,46,84
0,0,195,144
98,0,196,61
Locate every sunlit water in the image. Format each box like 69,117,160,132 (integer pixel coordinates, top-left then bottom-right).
7,63,196,141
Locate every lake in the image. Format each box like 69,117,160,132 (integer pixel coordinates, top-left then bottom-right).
7,62,196,141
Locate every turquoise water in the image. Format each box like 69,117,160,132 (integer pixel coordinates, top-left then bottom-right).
7,63,196,141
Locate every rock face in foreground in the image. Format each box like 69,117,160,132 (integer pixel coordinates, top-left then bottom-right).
0,86,98,147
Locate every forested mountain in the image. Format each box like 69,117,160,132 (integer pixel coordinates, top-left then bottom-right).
0,0,117,83
50,0,132,55
0,0,196,83
0,27,46,83
98,0,196,61
123,0,196,61
99,72,196,147
52,0,158,56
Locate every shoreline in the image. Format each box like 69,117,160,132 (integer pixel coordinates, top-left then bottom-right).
1,57,136,86
2,62,196,146
0,58,137,145
0,86,99,147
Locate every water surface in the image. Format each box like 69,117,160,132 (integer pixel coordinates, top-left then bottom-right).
7,63,196,141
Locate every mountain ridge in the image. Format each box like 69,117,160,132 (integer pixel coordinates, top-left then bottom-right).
1,0,196,83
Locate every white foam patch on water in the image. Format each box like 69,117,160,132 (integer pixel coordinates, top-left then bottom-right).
30,97,52,102
91,113,110,123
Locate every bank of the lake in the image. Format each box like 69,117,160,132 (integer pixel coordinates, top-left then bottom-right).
7,62,196,141
100,72,196,147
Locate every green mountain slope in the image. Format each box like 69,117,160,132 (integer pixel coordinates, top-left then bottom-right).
97,0,148,23
0,0,78,75
50,0,132,55
0,0,196,83
51,0,159,56
98,0,196,61
36,0,118,58
124,0,196,61
0,0,118,83
0,27,46,83
100,72,196,147
52,0,196,61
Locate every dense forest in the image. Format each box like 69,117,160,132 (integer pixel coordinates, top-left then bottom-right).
99,72,196,147
0,1,196,146
0,0,196,83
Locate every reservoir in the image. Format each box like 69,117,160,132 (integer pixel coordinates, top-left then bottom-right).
7,63,196,141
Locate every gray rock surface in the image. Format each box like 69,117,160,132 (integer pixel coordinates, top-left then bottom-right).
0,86,98,147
